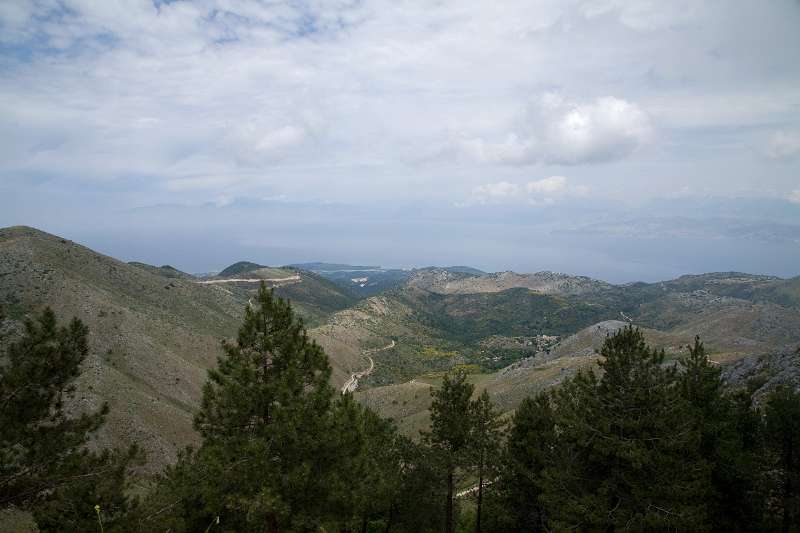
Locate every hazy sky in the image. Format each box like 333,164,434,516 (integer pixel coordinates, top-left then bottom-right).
1,1,799,281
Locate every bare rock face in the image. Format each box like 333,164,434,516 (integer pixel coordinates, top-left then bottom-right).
722,345,800,404
407,267,611,296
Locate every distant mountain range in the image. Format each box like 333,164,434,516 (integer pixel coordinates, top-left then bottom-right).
1,225,798,467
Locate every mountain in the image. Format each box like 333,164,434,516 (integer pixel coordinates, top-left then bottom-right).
3,225,799,466
289,262,382,271
723,346,800,403
290,263,413,297
0,226,246,470
336,273,800,435
441,265,486,276
0,228,365,471
407,268,612,295
128,262,195,280
206,261,359,327
217,261,266,277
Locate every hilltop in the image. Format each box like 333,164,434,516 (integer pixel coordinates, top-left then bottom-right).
407,268,612,295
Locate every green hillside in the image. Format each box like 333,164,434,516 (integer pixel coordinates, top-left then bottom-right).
217,260,265,277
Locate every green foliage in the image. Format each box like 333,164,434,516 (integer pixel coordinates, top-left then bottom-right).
11,291,793,532
765,386,800,532
680,337,765,532
218,261,265,277
485,393,554,532
428,370,475,533
540,326,708,531
159,284,336,531
0,307,138,531
273,270,359,326
140,284,444,532
429,371,475,459
406,288,614,342
194,284,333,445
469,390,503,533
32,446,141,532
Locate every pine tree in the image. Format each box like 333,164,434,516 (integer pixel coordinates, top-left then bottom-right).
490,393,554,532
390,436,447,533
325,393,403,532
163,283,337,531
428,370,474,533
0,308,138,531
541,326,707,531
469,390,502,533
765,386,800,533
680,336,764,531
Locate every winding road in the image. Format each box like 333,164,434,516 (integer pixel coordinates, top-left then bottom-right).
341,340,396,394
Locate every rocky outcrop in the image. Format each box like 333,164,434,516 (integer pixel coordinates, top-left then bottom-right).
722,345,800,404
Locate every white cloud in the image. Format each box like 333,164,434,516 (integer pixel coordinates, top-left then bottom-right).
526,176,567,194
581,0,701,31
469,176,588,205
0,0,798,208
457,94,653,165
789,190,800,205
765,131,800,161
253,125,308,154
471,181,520,201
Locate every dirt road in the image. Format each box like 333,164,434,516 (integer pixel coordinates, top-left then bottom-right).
341,340,396,394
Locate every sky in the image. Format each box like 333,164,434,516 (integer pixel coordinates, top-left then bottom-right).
1,0,799,282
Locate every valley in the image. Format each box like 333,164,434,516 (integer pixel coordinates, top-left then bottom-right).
2,225,799,466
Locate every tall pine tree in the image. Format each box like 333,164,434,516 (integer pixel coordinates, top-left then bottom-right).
489,392,554,532
680,336,764,531
160,284,337,531
541,326,707,531
428,370,474,533
765,385,800,533
469,390,502,533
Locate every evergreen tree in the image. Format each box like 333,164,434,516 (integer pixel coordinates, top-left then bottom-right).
428,370,474,533
157,283,337,531
390,436,447,533
680,337,764,531
765,386,800,533
325,393,402,532
487,393,554,532
541,326,707,531
0,308,138,531
468,390,502,533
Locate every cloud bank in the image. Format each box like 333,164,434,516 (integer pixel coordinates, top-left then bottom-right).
0,0,799,279
457,94,653,165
